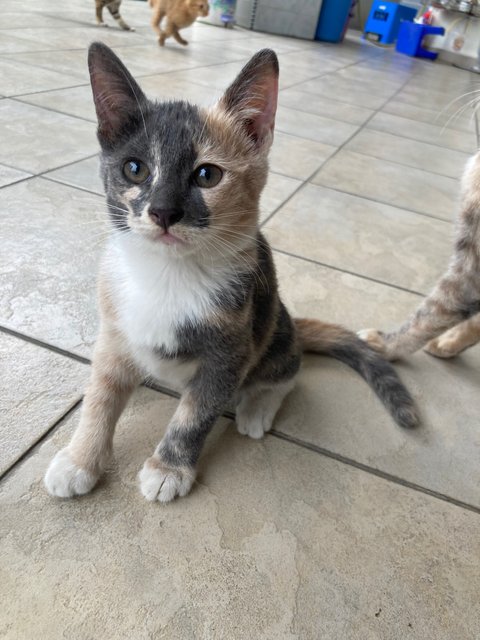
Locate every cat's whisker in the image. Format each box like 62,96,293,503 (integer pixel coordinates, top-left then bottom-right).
201,232,269,294
440,95,480,134
434,88,480,125
107,203,130,214
197,236,252,300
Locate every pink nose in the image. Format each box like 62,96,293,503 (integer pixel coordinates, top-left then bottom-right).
149,208,184,231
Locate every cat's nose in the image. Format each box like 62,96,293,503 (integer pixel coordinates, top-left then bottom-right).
149,208,184,231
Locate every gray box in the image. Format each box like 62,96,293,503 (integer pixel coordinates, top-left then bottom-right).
236,0,324,39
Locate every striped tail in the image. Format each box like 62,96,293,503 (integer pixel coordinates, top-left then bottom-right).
295,318,418,429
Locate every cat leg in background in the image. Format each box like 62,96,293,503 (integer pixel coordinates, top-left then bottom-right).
95,0,108,26
424,313,480,358
172,24,189,45
158,20,188,46
359,276,480,360
44,323,141,498
150,1,166,40
360,189,480,360
106,0,135,31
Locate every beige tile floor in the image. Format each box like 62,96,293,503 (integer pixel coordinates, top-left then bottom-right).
1,1,480,638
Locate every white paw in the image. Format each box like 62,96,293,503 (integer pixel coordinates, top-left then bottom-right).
236,418,268,439
236,409,274,439
138,457,195,503
96,22,109,27
44,448,98,498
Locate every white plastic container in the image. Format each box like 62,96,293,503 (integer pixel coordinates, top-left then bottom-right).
199,0,236,26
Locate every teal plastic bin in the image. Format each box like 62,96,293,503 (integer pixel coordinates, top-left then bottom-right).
315,0,353,43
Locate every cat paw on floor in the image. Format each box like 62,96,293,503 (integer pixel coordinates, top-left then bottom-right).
44,448,98,498
139,456,195,503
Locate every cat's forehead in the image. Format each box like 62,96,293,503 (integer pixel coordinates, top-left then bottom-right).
147,100,204,161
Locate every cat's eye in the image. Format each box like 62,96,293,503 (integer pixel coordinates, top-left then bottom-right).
123,159,150,184
193,164,223,189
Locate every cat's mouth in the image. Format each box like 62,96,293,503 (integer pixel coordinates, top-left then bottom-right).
156,229,186,246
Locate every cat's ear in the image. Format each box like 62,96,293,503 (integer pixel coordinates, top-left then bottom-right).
88,42,148,148
219,49,279,148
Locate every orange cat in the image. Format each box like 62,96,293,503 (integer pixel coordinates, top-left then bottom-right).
150,0,209,46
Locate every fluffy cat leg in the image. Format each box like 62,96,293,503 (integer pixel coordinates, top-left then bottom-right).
236,379,295,439
45,326,141,498
424,313,480,358
95,0,107,26
107,0,134,30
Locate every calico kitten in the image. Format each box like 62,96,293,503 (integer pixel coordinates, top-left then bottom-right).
150,0,209,46
95,0,134,31
44,43,417,504
360,154,480,361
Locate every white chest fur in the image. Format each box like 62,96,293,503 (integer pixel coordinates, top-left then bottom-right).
104,235,230,385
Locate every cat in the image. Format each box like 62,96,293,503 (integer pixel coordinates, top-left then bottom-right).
359,154,480,360
95,0,134,31
44,42,417,504
149,0,209,46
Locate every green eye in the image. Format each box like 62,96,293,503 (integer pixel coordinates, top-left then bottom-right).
193,164,223,188
123,159,150,184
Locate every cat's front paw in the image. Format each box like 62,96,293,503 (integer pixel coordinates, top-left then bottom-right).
139,456,195,503
44,448,98,498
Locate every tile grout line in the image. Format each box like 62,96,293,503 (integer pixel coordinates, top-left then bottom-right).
274,120,467,179
301,182,455,224
11,95,96,124
270,248,426,297
41,174,103,197
270,430,480,516
0,325,91,365
364,123,474,156
8,82,89,100
0,153,99,191
0,397,83,483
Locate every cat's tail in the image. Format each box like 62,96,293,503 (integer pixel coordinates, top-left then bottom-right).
295,318,418,429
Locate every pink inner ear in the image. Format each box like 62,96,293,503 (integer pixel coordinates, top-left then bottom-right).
247,74,279,145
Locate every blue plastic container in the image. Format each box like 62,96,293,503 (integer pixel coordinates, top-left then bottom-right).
396,21,445,59
315,0,353,44
364,1,417,45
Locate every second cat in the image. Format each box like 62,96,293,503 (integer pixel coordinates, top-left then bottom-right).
150,0,209,46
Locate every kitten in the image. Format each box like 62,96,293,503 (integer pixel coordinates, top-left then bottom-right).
44,43,417,504
150,0,209,46
95,0,134,31
360,154,480,360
